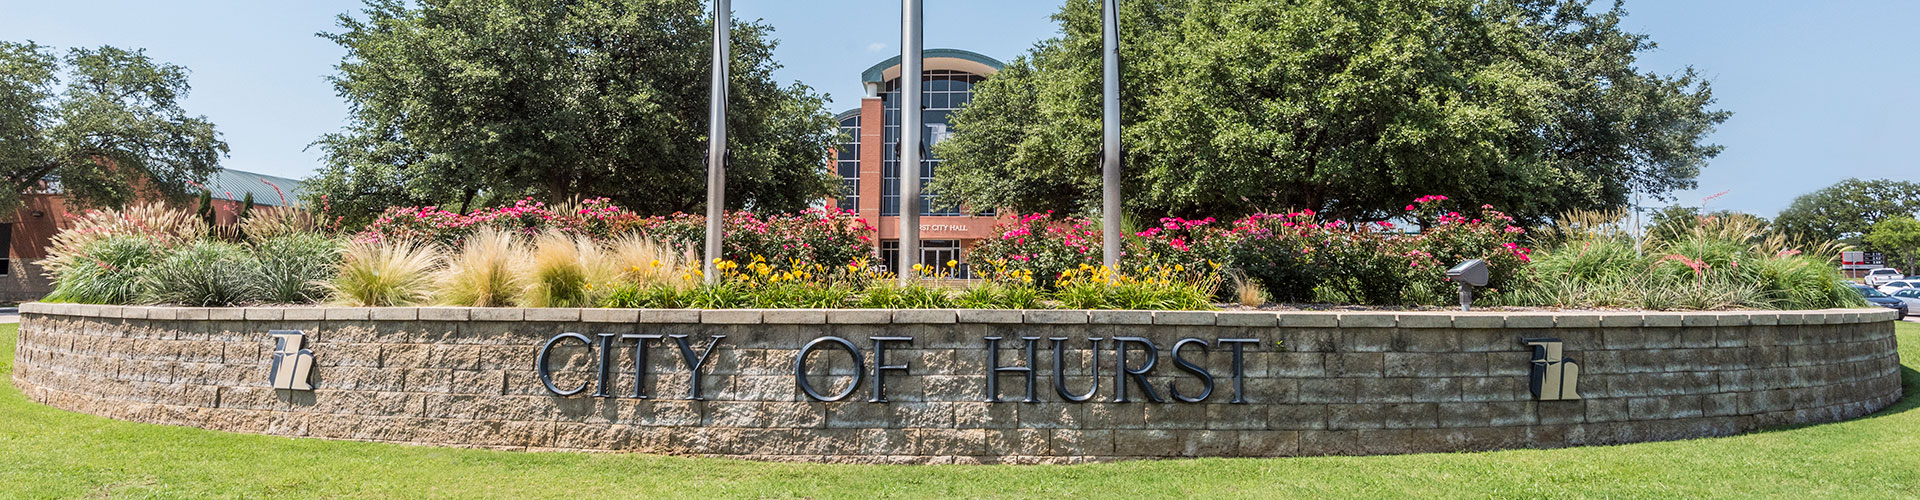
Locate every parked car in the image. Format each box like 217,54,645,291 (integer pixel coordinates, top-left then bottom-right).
1890,288,1920,310
1851,284,1909,319
1877,279,1920,294
1864,268,1905,286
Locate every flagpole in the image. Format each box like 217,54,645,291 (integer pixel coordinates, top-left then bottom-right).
1100,0,1123,271
898,0,923,283
703,0,730,284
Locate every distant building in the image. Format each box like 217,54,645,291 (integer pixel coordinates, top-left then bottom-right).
0,168,304,302
830,49,1005,277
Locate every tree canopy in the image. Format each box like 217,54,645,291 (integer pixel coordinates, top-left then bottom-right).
309,0,837,226
1774,178,1920,246
0,41,227,213
931,0,1728,224
1867,216,1920,272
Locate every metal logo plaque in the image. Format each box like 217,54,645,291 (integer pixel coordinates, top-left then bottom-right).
269,330,315,391
1523,338,1581,401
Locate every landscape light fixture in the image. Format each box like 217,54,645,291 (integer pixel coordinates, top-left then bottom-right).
1447,259,1490,312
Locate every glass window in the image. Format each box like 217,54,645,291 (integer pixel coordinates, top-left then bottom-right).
836,115,860,211
880,70,986,216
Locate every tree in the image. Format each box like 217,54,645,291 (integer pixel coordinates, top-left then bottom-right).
310,0,837,227
238,191,255,221
1867,216,1920,272
1775,178,1920,245
0,41,227,213
931,0,1728,224
195,188,214,230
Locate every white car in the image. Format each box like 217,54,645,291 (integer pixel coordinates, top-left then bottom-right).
1877,279,1920,295
1890,288,1920,310
1865,268,1905,286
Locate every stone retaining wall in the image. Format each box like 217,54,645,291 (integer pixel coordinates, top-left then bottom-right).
10,303,1904,464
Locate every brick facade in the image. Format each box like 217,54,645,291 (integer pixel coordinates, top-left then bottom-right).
10,304,1904,464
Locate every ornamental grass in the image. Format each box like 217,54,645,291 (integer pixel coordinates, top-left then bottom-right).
327,239,440,307
518,232,614,308
435,229,526,307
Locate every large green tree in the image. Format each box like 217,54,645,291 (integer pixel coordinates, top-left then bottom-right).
0,42,227,213
1775,178,1920,246
311,0,836,226
1867,216,1920,272
932,0,1728,223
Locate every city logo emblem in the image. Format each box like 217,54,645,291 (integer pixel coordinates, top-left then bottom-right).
1523,338,1580,401
269,330,315,391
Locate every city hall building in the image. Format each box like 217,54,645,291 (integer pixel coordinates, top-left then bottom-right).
830,49,1005,277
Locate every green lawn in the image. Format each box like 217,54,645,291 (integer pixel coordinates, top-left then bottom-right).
0,323,1915,500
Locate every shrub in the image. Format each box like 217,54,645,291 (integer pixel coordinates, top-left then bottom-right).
140,241,264,306
858,280,955,309
435,229,527,307
43,235,163,304
355,200,876,270
955,281,1045,310
1053,265,1218,311
605,234,697,290
327,240,440,306
519,232,613,308
1514,211,1864,310
241,206,328,241
253,234,342,304
43,202,206,276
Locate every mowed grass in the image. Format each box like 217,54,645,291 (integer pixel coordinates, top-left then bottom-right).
0,323,1915,499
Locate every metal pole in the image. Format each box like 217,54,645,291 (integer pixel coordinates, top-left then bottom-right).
703,0,730,284
898,0,923,283
1100,0,1122,271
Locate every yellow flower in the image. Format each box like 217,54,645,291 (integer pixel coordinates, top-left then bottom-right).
651,260,663,268
946,260,958,268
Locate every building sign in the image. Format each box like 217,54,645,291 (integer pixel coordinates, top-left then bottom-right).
920,224,968,232
534,334,1260,404
1524,338,1581,401
268,330,315,391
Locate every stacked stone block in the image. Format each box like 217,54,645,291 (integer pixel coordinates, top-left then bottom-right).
10,303,1903,464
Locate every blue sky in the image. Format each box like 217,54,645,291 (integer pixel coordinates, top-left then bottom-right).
0,0,1912,217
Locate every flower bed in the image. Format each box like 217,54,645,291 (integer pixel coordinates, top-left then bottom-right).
34,196,1864,312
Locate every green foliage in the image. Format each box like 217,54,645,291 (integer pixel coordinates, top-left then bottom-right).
326,240,439,307
435,229,526,307
310,0,837,228
955,281,1045,310
0,41,227,213
519,233,610,308
1775,178,1920,245
139,241,263,306
931,0,1727,224
43,235,161,304
1645,206,1771,241
1866,216,1920,272
251,234,341,304
195,189,214,229
858,281,956,309
1511,211,1864,310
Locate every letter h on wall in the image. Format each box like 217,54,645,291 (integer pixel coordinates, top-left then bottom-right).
1522,338,1580,401
269,330,315,391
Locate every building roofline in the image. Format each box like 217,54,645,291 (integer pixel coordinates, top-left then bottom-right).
860,48,1006,84
834,108,862,122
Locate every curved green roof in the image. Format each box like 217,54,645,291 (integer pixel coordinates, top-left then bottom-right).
834,108,862,122
860,48,1005,84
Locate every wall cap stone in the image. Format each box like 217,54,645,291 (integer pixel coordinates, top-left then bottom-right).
18,303,1899,329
